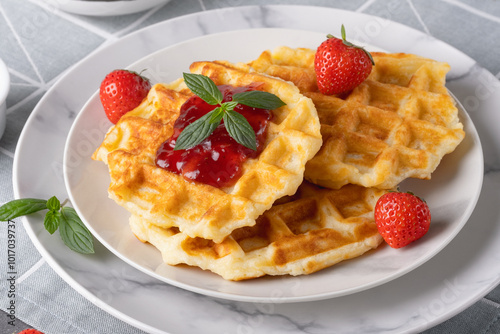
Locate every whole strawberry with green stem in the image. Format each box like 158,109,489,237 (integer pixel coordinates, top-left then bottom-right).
314,24,374,95
99,69,151,124
374,191,431,249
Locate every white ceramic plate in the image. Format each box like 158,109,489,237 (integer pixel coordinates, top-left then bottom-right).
14,6,499,333
0,57,9,139
63,28,483,303
41,0,171,16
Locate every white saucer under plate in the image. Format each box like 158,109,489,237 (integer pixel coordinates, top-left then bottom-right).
14,6,499,334
40,0,172,16
62,27,482,303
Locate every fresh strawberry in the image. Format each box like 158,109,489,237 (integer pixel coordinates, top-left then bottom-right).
99,69,151,124
18,329,44,334
374,191,431,249
314,25,374,95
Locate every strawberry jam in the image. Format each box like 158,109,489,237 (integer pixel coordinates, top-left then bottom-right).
156,84,272,188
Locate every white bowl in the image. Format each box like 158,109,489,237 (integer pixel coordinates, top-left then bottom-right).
41,0,172,16
0,58,9,139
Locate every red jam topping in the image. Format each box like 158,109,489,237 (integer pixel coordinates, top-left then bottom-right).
156,84,272,188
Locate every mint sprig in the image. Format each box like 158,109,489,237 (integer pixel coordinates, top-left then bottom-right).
174,73,286,151
0,197,94,254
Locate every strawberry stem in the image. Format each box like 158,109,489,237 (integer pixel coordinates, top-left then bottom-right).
341,24,347,40
339,24,375,66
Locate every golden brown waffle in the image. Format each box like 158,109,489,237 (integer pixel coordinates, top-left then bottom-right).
130,182,386,281
250,47,465,189
93,60,322,243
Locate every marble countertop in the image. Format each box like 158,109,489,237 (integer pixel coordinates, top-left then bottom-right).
1,1,500,333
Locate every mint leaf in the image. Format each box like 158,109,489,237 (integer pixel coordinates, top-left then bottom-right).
183,73,222,105
46,196,60,211
210,101,237,124
232,91,286,110
209,106,225,124
174,108,221,150
223,110,257,150
59,207,94,254
44,210,61,234
222,101,238,111
0,198,48,221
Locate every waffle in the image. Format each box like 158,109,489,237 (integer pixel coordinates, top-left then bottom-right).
249,47,465,189
130,182,386,281
93,60,322,243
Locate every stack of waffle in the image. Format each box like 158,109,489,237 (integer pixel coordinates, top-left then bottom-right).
93,60,322,243
250,47,465,190
93,47,464,280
